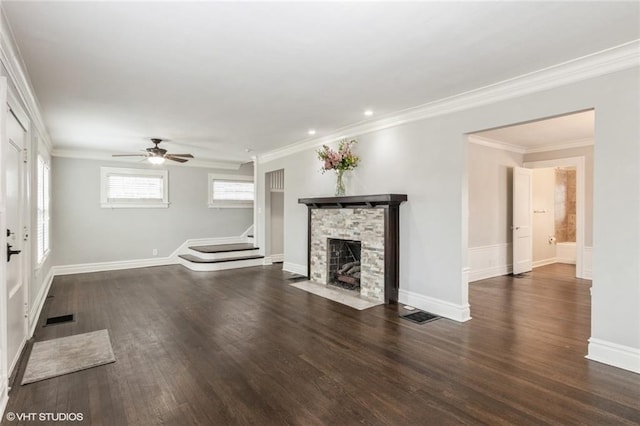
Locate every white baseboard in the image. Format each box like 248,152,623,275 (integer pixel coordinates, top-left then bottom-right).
283,262,307,276
270,253,284,263
29,268,54,337
583,246,593,279
52,257,176,276
533,257,558,268
399,289,471,322
587,338,640,374
0,380,7,423
468,243,512,282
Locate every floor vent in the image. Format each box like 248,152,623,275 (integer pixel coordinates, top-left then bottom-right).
45,314,75,326
400,310,440,324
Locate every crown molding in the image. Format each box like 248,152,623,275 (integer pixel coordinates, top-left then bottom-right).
524,137,593,154
467,135,526,154
51,148,242,170
468,135,593,155
0,6,53,152
258,40,640,163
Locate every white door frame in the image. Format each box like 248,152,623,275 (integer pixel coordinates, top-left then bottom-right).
523,156,586,279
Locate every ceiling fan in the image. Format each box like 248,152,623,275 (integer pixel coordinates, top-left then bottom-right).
112,138,194,164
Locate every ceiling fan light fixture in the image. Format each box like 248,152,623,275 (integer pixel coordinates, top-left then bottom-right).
148,156,165,165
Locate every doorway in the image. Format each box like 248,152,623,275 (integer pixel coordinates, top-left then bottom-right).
467,109,593,282
265,169,284,263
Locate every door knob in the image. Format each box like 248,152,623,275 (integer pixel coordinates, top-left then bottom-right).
7,244,21,262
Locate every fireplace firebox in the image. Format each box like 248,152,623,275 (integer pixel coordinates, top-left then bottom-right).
327,239,362,291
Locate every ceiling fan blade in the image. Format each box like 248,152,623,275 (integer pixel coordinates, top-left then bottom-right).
112,154,148,157
167,153,194,158
165,155,189,163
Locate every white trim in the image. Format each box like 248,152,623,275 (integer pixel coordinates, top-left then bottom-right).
468,243,513,282
52,257,177,276
583,246,593,280
532,258,558,268
524,138,593,154
0,381,7,424
587,338,640,374
468,135,526,154
399,289,471,322
283,262,307,276
468,135,593,155
523,156,586,279
258,40,640,164
28,268,53,337
52,148,244,170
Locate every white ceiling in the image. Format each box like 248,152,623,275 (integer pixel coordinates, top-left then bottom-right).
474,110,595,152
3,1,638,163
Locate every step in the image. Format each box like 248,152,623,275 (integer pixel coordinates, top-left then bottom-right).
189,243,257,253
177,253,266,272
187,243,260,260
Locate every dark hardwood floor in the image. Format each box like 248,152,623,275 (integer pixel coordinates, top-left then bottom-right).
3,263,639,425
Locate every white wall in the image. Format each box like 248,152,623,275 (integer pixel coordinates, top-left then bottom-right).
532,168,556,264
51,157,253,266
269,191,284,256
257,66,640,372
467,143,522,281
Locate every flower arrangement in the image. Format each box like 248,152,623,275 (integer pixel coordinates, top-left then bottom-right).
317,139,359,195
317,139,359,173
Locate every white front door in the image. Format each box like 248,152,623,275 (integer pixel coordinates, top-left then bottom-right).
513,167,533,275
5,109,28,375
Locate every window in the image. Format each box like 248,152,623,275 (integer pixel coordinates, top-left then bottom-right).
100,167,169,208
208,174,254,208
36,155,50,264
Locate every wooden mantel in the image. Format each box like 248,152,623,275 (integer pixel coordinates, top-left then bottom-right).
298,194,408,303
298,194,407,209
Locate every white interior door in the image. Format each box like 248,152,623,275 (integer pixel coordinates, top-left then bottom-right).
5,109,27,375
513,167,533,275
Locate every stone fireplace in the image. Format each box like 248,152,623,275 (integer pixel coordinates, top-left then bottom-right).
299,194,407,303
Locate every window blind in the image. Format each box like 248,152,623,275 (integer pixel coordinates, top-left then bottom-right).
212,180,254,201
107,174,164,201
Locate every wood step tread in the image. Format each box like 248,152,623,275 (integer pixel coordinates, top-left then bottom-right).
189,243,258,253
179,254,264,264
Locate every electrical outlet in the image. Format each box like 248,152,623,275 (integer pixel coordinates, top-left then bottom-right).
152,249,158,256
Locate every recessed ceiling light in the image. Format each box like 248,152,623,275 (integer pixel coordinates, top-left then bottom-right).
364,110,374,117
308,129,316,135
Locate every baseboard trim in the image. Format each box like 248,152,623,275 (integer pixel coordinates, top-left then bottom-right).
0,380,8,423
283,262,307,276
587,338,640,374
399,289,471,322
532,257,558,268
468,265,512,282
28,268,54,337
52,257,176,276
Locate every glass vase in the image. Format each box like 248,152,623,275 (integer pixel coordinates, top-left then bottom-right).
335,169,346,196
